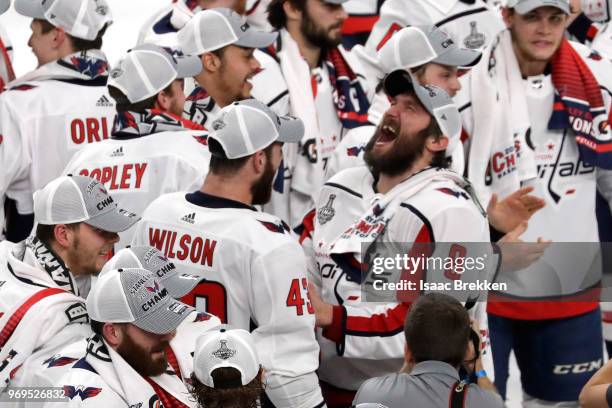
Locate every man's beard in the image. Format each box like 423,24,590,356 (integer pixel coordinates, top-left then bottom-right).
301,9,342,49
116,333,170,377
66,234,99,277
251,159,276,205
363,124,427,177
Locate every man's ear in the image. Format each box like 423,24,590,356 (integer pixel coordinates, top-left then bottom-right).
251,150,267,175
501,7,514,27
156,87,172,112
283,0,303,22
103,323,124,348
53,224,74,249
52,27,69,50
201,52,221,73
426,135,449,153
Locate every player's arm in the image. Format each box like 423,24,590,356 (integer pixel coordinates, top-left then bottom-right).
251,242,324,408
580,359,612,408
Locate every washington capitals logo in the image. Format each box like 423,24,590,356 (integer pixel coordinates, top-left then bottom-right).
69,56,109,79
187,86,209,102
63,385,103,400
437,188,469,199
212,340,236,360
258,220,286,234
194,312,212,322
43,355,78,368
193,135,208,146
346,145,365,157
145,281,160,293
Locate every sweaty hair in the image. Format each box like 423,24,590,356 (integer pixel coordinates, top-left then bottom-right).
189,367,265,408
108,83,176,113
37,19,108,52
267,0,306,29
419,118,450,169
404,293,470,368
208,139,275,176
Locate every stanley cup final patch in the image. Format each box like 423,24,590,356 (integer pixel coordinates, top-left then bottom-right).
318,194,336,225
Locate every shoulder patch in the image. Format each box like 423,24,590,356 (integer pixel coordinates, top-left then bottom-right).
192,134,208,146
63,385,102,401
43,355,78,368
346,144,366,157
258,220,287,234
436,187,469,200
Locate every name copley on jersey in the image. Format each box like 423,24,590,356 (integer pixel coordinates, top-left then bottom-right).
77,163,148,192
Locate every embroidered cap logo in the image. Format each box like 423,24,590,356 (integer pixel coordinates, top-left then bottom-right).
213,340,236,360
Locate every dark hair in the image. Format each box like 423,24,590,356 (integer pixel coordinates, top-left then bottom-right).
267,0,306,29
108,83,176,113
404,293,470,368
419,118,450,169
189,367,264,408
35,222,79,246
208,140,275,176
37,19,108,51
90,319,105,336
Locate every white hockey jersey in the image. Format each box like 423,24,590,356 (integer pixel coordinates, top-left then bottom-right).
131,191,324,408
0,238,91,396
0,50,115,229
0,24,15,89
299,166,494,390
33,310,220,408
63,110,211,249
457,38,612,320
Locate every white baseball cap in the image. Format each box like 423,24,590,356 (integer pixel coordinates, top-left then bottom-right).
33,175,140,233
101,246,203,298
15,0,113,41
177,7,277,56
383,70,462,155
194,326,260,389
109,44,203,104
378,26,482,73
208,99,304,159
505,0,570,14
0,0,10,15
87,267,195,335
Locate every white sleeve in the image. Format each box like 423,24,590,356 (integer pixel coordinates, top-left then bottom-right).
251,242,324,408
597,168,612,214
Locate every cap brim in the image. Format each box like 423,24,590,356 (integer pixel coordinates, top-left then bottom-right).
134,300,195,335
434,47,482,68
85,208,141,233
175,54,203,79
324,0,349,3
234,30,278,49
276,115,304,144
514,0,570,14
14,0,44,18
161,273,203,298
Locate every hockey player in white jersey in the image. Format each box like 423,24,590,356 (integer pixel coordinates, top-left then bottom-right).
138,2,289,129
51,268,199,407
32,246,220,402
0,175,139,397
0,0,115,240
298,70,497,407
63,44,211,249
0,0,15,90
458,0,612,404
132,99,326,408
262,0,372,227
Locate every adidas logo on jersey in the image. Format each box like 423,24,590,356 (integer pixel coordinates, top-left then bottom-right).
96,95,113,107
181,213,196,224
110,146,124,157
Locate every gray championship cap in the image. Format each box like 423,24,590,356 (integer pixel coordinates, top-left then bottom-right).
177,7,277,55
505,0,570,14
109,44,203,103
378,25,482,73
194,325,260,389
33,175,140,233
15,0,113,41
0,0,10,15
101,246,203,298
87,267,195,335
383,70,462,156
208,98,304,159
